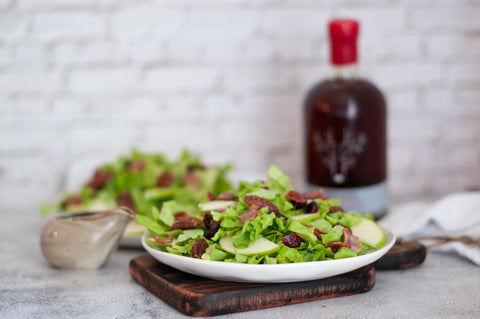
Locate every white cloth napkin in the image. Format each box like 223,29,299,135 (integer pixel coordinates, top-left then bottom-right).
379,192,480,266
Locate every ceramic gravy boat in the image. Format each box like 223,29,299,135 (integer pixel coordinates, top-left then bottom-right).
41,207,135,269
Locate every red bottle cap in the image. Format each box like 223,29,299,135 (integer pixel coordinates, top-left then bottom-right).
329,19,359,65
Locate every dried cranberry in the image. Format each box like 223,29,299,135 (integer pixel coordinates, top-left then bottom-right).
203,212,221,239
304,201,319,214
282,234,305,248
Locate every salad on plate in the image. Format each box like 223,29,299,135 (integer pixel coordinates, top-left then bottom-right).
140,165,387,264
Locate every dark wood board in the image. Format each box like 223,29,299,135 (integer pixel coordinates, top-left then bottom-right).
129,254,376,317
375,239,427,270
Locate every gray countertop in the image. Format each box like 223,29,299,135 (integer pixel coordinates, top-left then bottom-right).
1,211,479,319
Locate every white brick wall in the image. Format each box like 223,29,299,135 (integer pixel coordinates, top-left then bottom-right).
1,0,480,213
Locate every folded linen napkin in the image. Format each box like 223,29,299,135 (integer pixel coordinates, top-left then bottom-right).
378,192,480,266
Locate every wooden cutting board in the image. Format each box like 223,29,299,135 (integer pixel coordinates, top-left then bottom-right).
129,239,426,317
129,255,376,317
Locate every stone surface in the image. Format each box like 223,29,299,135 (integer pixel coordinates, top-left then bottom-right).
1,209,478,318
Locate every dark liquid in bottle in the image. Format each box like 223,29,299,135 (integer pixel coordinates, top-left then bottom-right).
304,78,387,218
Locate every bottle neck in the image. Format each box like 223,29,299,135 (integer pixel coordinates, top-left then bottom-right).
329,63,359,80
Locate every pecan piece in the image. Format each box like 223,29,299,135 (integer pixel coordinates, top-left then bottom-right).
85,168,113,191
216,192,236,201
62,194,83,208
243,195,285,218
328,206,344,213
192,238,209,259
156,171,174,187
117,190,135,211
183,170,200,187
206,191,216,201
128,158,147,172
170,212,203,230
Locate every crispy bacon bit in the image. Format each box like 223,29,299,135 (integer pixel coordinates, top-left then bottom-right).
183,170,200,187
170,212,203,230
282,234,305,248
62,194,83,208
243,195,285,218
85,168,113,191
128,158,147,172
117,191,135,211
304,201,319,214
328,206,344,213
156,171,174,187
204,212,221,239
192,238,209,259
207,191,216,201
313,228,327,239
324,227,362,253
154,234,173,244
216,192,236,201
238,204,262,223
286,190,307,209
300,188,327,200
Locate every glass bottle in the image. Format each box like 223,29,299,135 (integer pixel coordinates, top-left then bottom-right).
304,19,387,219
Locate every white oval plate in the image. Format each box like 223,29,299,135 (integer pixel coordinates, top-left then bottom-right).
142,229,396,283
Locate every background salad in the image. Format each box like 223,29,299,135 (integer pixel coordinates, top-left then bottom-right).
40,149,233,236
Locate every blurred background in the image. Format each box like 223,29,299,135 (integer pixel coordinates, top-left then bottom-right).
1,0,479,213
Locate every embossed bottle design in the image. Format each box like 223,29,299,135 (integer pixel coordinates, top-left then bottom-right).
304,19,387,218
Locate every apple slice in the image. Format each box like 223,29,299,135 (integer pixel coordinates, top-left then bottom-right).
199,200,236,212
291,213,320,223
219,236,279,256
351,217,386,249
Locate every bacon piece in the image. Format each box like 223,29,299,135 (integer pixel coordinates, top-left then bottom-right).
216,192,236,201
243,195,285,218
170,212,203,230
204,212,221,239
300,188,327,200
154,234,173,244
313,227,327,240
286,190,307,209
128,158,147,172
183,170,200,187
117,191,135,211
192,238,209,259
324,227,362,253
156,171,174,187
238,204,262,223
85,168,113,191
328,206,344,213
282,234,305,248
